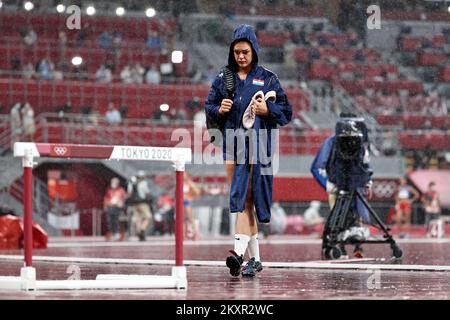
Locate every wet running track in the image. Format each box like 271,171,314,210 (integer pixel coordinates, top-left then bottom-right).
1,235,450,300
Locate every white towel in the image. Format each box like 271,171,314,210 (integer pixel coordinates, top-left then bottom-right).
242,90,276,129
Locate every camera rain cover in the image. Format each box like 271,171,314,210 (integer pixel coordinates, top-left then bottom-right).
335,120,363,160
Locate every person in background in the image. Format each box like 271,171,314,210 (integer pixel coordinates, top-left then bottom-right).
145,64,161,85
98,31,112,49
105,103,122,124
23,27,37,46
37,57,55,80
310,113,373,258
120,65,133,84
131,63,145,84
127,171,152,241
395,177,420,235
421,181,441,236
10,103,22,149
22,62,36,79
183,173,202,240
266,202,287,236
303,201,325,231
193,106,206,129
146,30,162,50
95,64,113,83
104,177,127,241
21,103,35,142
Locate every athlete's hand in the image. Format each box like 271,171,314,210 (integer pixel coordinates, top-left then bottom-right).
219,99,233,115
252,96,269,116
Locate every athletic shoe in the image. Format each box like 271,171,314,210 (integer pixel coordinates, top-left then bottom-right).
226,250,243,277
242,258,263,277
353,245,364,258
138,230,146,241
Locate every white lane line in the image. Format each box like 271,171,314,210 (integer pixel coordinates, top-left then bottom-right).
306,257,384,264
46,237,450,248
1,255,450,272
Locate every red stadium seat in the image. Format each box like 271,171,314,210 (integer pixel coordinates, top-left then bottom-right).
398,133,430,150
431,35,447,47
403,115,428,130
417,51,448,67
257,31,291,48
428,132,449,150
440,66,450,82
294,47,309,63
431,115,448,129
399,36,422,52
111,85,124,102
308,60,334,80
377,114,402,126
0,81,10,108
9,82,26,105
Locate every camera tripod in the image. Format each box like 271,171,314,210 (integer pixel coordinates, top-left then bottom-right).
322,188,403,260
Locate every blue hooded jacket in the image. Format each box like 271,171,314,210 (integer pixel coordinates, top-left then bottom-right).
205,25,292,223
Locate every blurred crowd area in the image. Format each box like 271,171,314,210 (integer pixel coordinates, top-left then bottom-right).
1,1,450,167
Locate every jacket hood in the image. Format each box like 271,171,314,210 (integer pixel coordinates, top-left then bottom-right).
228,24,259,71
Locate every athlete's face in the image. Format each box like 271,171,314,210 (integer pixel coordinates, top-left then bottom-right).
233,41,253,70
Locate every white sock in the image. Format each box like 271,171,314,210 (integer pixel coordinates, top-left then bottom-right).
247,234,260,262
234,234,250,257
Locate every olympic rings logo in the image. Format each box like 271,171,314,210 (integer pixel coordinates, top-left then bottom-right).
53,146,68,156
373,181,397,198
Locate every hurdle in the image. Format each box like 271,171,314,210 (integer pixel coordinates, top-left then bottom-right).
0,142,191,291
